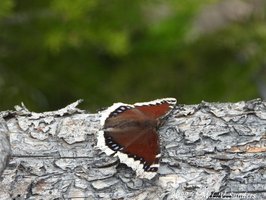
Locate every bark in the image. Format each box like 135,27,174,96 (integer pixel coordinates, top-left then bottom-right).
0,99,265,200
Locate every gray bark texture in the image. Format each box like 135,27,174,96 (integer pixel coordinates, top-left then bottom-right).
0,99,265,200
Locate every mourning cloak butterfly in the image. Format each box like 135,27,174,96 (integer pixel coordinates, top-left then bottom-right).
97,98,176,179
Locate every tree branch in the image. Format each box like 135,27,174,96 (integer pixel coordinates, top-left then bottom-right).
0,99,265,200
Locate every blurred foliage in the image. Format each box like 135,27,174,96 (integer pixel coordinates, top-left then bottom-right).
0,0,265,112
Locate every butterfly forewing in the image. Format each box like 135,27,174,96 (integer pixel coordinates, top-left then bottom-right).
134,98,176,119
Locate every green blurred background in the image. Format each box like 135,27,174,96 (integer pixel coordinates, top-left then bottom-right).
0,0,266,112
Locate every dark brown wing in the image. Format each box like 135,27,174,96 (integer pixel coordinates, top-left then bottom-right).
104,127,159,168
104,107,159,166
134,98,176,119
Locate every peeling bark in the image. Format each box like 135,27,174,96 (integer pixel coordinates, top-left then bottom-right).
0,99,265,200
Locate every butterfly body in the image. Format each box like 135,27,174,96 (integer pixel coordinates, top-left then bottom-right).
97,98,176,179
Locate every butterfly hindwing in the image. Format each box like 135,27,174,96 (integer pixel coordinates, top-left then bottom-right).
104,128,159,175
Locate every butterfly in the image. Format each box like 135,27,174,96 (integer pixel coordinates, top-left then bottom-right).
97,98,176,179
